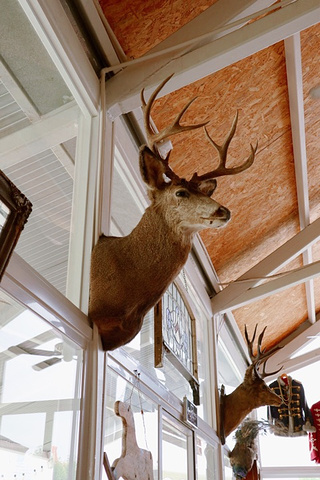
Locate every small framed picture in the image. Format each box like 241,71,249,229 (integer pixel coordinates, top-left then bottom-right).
183,396,198,429
0,170,32,281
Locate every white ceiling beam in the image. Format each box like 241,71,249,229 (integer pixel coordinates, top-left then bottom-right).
211,216,320,314
275,347,320,373
219,259,320,312
105,0,320,119
146,0,276,52
76,0,126,65
267,318,320,371
285,34,310,229
51,144,75,179
285,33,315,323
0,102,79,168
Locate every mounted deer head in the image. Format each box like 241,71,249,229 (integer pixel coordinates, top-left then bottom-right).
89,76,257,351
221,325,282,441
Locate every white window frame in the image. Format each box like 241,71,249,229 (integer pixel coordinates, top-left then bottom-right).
0,1,106,479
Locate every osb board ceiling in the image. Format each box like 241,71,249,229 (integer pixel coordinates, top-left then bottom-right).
99,0,219,58
100,0,320,351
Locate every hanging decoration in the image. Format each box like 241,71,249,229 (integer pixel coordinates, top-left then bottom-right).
268,374,316,437
108,373,154,480
309,400,320,464
229,419,269,479
111,400,154,480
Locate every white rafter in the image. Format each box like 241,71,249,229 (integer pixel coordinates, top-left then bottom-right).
211,217,320,314
285,33,315,323
0,102,79,168
104,0,320,119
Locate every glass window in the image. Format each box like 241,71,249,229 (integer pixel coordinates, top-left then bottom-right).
3,148,76,294
110,145,145,237
162,416,191,480
223,453,233,480
0,0,82,295
0,289,83,479
217,317,247,449
258,360,320,470
161,282,195,376
196,435,220,480
1,0,73,118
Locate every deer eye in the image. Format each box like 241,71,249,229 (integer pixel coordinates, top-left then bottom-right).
175,190,190,198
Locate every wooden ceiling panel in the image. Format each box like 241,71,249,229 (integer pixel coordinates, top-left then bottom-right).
99,0,218,58
234,282,308,351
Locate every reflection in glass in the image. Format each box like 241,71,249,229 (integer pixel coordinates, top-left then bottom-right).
0,290,83,479
196,436,219,480
162,419,188,480
4,148,75,294
1,0,73,116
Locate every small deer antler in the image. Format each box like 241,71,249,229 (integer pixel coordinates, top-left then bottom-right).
141,74,209,154
140,75,209,183
140,76,257,187
190,112,258,184
245,324,283,379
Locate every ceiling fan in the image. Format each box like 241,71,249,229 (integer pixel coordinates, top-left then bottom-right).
8,340,75,370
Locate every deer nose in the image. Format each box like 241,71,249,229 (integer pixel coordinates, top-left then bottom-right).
216,206,231,221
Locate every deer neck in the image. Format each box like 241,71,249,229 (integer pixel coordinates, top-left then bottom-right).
223,380,259,438
130,205,193,255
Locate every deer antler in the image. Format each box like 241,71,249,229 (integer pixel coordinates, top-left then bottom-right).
141,74,209,172
190,112,258,184
245,324,283,379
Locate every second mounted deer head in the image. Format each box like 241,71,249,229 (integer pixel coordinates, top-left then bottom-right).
89,76,257,351
221,324,282,441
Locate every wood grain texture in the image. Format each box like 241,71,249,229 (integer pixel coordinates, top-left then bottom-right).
99,0,218,58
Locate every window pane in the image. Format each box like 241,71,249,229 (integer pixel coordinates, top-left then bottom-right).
0,289,83,479
0,0,81,295
162,418,189,480
1,0,73,118
196,436,220,480
104,368,158,480
3,146,76,294
258,361,320,469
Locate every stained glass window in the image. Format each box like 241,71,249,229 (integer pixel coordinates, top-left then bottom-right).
162,283,193,372
155,282,199,404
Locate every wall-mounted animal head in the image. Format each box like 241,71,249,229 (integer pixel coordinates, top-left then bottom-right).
89,76,257,351
221,325,282,441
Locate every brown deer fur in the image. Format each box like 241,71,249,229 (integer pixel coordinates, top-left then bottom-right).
89,148,230,350
223,364,282,438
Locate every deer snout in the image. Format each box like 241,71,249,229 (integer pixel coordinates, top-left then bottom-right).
216,206,231,222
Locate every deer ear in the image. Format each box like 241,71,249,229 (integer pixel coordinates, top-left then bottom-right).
197,179,217,196
139,145,167,189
